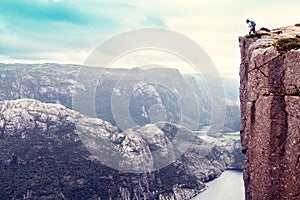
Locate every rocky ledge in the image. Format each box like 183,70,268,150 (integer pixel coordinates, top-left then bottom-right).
0,99,243,199
239,25,300,200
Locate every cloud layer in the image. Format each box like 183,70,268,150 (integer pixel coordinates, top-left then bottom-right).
0,0,299,75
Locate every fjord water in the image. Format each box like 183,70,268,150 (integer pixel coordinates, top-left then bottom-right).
192,170,244,200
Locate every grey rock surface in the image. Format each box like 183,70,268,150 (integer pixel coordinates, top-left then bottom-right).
0,99,243,199
239,25,300,200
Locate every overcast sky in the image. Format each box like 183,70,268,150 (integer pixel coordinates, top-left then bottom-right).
0,0,299,76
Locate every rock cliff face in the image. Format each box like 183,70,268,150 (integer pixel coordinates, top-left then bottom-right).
239,25,300,200
0,99,243,199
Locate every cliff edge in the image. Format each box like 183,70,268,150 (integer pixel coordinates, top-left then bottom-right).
239,25,300,199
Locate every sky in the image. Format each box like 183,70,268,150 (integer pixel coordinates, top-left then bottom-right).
0,0,299,77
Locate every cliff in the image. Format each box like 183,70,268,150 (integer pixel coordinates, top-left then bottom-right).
239,25,300,199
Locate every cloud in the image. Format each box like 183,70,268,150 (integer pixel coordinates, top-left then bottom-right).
0,0,168,64
0,0,299,76
0,0,88,24
0,1,115,61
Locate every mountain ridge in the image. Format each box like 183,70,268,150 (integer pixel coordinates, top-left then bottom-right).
0,63,240,134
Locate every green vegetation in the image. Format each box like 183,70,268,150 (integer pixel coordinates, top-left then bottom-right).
1,127,203,199
288,89,300,96
276,89,300,97
223,132,240,140
273,37,300,53
223,135,240,140
156,163,199,193
0,131,120,200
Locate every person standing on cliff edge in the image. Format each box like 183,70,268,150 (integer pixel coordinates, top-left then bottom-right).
246,19,256,34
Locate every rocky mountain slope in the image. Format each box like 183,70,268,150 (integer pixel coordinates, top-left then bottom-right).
0,99,243,200
239,25,300,200
0,64,240,134
184,74,240,133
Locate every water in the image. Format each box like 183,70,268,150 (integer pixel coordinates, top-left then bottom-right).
191,170,244,200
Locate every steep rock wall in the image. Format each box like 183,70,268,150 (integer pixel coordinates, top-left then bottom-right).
239,26,300,200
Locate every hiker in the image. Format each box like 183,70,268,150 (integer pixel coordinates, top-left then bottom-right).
246,19,256,34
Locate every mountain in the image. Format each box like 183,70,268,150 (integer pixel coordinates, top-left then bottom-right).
239,25,300,199
0,99,243,199
0,62,243,199
184,74,240,133
0,64,240,135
